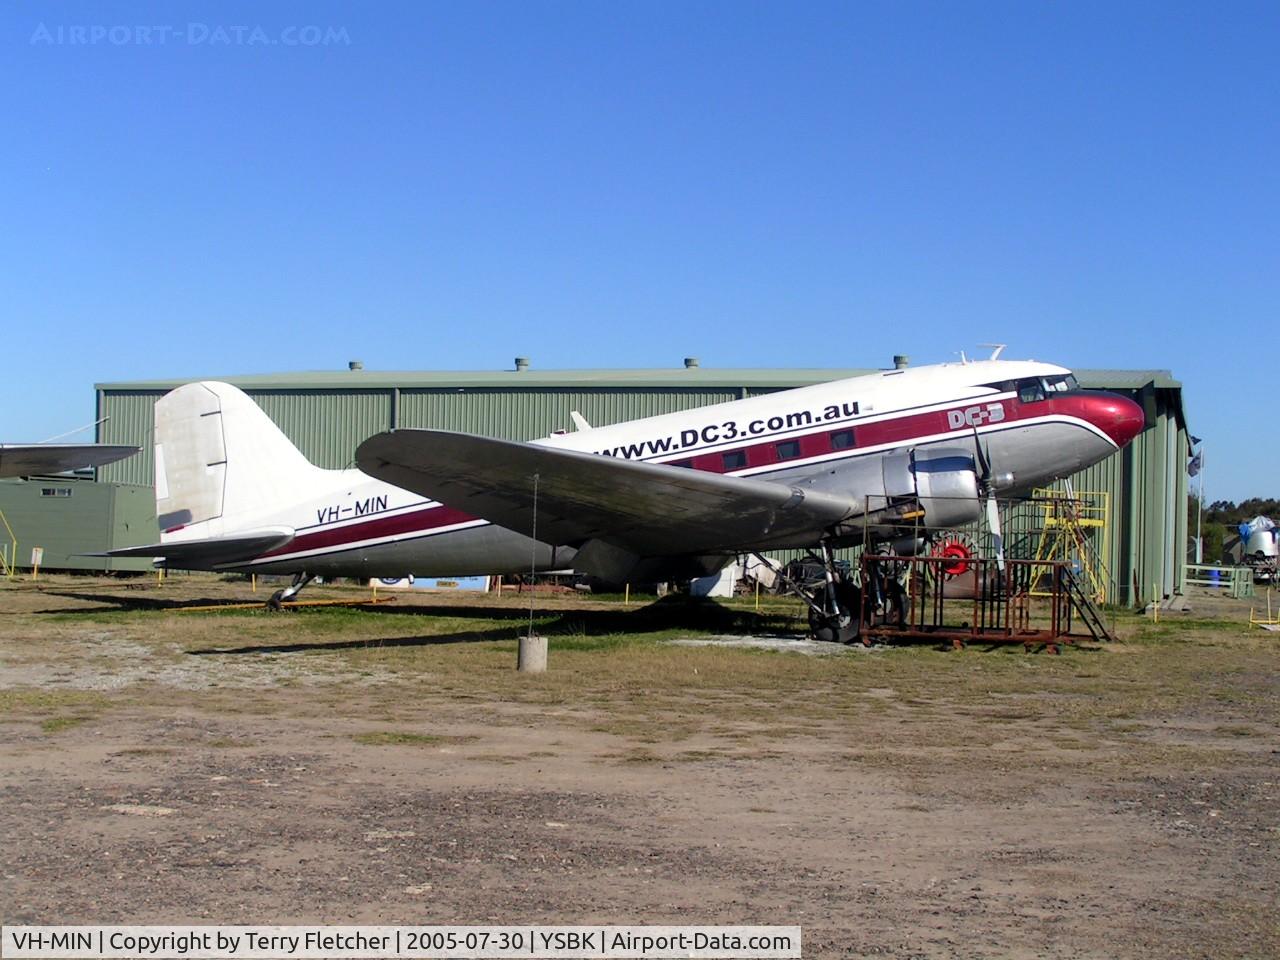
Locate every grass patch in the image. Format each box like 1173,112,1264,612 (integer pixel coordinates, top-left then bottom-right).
0,690,110,715
110,747,176,757
352,731,474,747
614,748,663,764
41,715,90,733
1213,725,1258,738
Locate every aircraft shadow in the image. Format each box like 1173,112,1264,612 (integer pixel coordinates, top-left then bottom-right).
35,590,258,612
192,596,797,656
189,624,526,655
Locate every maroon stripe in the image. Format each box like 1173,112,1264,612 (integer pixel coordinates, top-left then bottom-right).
262,504,480,557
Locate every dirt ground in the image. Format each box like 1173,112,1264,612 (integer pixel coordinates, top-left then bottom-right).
2,574,1277,959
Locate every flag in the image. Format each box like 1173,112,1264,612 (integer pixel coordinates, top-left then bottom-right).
1188,452,1203,477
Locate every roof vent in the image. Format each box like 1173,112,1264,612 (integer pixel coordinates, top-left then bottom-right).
348,360,364,371
683,357,699,369
514,357,530,372
893,355,909,370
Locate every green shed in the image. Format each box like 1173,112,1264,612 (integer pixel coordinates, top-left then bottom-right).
0,477,155,572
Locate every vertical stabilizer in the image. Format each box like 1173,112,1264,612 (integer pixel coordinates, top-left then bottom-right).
155,382,328,535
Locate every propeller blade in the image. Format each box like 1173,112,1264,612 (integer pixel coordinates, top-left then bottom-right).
986,496,1005,572
971,427,992,483
971,426,1004,570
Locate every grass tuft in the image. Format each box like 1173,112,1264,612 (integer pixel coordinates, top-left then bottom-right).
41,715,90,733
352,730,475,746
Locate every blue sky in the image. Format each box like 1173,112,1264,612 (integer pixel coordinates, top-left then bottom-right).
2,1,1275,502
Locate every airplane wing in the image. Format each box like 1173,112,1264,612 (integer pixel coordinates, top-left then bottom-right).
0,444,138,479
100,527,295,567
357,430,858,556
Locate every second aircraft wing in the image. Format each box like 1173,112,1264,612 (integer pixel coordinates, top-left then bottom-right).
0,444,138,479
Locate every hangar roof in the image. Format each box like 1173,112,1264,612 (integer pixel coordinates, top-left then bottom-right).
97,367,1181,392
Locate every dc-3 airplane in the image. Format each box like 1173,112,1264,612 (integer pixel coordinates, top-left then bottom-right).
108,357,1144,640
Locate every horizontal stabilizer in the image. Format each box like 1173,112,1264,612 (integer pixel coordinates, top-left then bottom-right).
0,444,137,479
100,527,295,566
357,430,858,556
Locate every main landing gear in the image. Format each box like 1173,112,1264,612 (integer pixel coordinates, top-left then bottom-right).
266,571,313,611
807,543,859,644
771,543,906,645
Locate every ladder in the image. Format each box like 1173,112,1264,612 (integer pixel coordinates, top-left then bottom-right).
1060,566,1113,642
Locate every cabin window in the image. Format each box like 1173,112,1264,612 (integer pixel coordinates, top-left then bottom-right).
40,488,72,498
721,450,747,471
775,440,802,461
671,459,694,469
830,429,855,450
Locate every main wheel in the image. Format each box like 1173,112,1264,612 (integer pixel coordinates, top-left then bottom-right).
807,583,860,644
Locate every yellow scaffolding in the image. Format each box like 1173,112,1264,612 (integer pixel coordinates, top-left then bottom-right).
1027,484,1112,605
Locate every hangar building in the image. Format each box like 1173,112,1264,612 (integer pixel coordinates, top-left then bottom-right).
66,359,1190,605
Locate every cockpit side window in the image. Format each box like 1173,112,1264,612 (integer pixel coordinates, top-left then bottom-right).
1018,378,1046,403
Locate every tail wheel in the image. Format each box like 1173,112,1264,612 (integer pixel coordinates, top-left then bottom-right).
931,534,976,579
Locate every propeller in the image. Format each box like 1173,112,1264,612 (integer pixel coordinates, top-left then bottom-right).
972,428,1005,572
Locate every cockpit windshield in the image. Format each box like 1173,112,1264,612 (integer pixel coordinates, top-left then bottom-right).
1014,374,1079,403
983,374,1082,403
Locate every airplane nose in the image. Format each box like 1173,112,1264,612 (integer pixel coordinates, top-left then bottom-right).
1081,391,1145,448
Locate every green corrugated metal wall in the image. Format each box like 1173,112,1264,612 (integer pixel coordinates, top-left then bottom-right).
251,390,392,469
97,391,160,485
397,388,742,441
93,373,1188,604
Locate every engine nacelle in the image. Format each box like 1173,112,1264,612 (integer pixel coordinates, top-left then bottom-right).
881,447,983,529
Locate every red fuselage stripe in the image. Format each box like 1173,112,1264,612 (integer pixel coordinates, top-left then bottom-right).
260,504,479,558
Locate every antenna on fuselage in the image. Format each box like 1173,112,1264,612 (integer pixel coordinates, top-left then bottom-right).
979,343,1007,361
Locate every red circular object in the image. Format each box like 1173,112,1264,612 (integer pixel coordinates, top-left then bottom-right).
934,539,973,577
